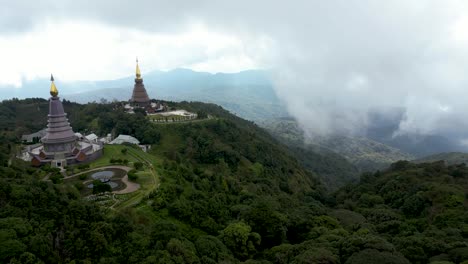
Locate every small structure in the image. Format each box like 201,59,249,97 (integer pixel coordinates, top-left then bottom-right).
21,75,103,167
74,132,84,140
85,133,98,143
109,135,140,145
98,134,112,144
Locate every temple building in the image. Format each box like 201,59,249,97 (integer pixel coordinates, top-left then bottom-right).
130,59,151,107
126,59,166,113
22,75,103,167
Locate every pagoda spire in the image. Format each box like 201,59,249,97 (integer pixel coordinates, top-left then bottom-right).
50,74,58,97
130,58,150,106
136,58,142,79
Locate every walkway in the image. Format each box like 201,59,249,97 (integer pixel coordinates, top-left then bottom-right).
113,175,140,194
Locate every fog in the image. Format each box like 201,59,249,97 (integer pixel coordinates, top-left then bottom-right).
3,0,468,142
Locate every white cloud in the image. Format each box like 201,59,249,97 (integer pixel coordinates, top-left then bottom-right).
3,0,468,140
0,20,266,87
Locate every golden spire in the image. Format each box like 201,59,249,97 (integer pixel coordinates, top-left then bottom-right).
50,74,58,97
136,57,142,79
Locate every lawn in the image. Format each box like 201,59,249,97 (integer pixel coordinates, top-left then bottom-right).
88,145,140,168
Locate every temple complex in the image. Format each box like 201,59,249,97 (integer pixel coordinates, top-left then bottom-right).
22,75,103,167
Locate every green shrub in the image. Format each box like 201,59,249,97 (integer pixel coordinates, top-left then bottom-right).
134,162,143,170
74,183,84,191
128,169,138,181
49,173,63,184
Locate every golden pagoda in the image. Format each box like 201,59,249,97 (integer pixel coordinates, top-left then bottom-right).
130,58,150,107
136,58,142,80
50,74,58,97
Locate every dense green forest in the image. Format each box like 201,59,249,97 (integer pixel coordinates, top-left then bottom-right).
0,98,467,263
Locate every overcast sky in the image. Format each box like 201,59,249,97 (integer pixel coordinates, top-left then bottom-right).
2,0,468,139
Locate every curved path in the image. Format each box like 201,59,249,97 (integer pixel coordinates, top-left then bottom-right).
113,175,140,194
65,165,131,179
66,165,141,194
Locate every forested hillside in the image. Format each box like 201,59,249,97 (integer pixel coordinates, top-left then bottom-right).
260,119,413,173
415,152,468,166
0,99,467,263
333,161,468,263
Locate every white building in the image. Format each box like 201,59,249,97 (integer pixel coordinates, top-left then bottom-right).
109,135,140,145
85,133,98,143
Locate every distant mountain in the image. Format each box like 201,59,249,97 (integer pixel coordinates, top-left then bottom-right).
1,69,287,121
64,69,287,120
366,108,467,157
414,152,468,165
4,68,467,157
260,119,413,173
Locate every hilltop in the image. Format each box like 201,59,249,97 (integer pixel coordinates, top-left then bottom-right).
0,99,327,263
415,152,468,165
2,69,287,121
0,99,467,263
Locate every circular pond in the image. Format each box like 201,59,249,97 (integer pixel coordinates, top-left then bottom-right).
91,170,114,182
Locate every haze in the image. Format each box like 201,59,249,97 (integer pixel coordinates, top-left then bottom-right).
2,0,468,142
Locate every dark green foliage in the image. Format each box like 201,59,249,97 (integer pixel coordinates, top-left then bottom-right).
197,111,208,119
345,249,410,264
92,180,111,194
0,163,132,263
134,161,144,170
49,172,63,184
219,222,260,260
335,161,468,264
128,169,138,181
1,99,467,263
77,164,90,170
194,235,230,262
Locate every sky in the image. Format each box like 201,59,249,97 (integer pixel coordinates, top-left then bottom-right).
3,0,468,139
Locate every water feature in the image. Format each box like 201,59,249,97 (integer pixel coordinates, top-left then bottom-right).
87,170,118,189
91,170,114,182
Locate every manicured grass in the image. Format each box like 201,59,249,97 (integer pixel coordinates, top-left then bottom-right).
113,147,161,210
88,145,140,168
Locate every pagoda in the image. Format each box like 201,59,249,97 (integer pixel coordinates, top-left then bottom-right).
130,58,151,107
41,74,77,154
26,75,103,167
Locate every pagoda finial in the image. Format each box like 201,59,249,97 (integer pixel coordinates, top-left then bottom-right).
136,57,142,79
50,74,58,97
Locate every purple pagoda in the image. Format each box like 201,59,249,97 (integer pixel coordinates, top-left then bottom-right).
41,74,77,154
26,75,103,167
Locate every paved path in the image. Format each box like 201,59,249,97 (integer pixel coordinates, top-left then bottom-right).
113,175,140,194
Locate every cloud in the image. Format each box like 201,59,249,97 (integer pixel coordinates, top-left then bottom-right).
3,0,468,140
0,21,264,86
